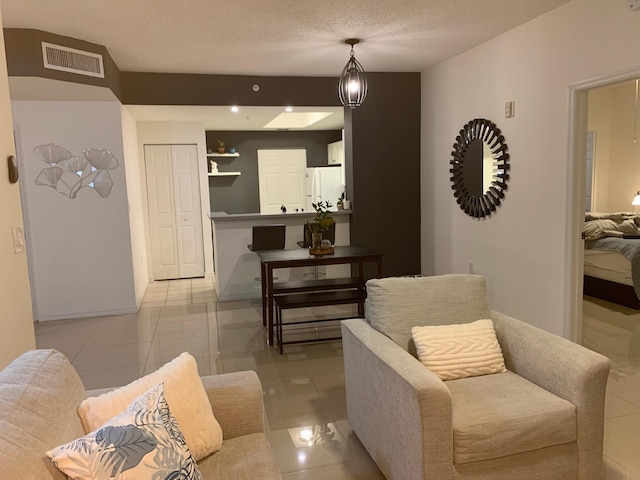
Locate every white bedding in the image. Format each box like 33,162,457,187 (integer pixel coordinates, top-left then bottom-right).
584,249,633,286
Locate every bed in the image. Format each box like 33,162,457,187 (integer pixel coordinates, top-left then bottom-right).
584,212,640,309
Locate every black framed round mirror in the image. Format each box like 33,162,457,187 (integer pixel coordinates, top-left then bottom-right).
450,118,510,218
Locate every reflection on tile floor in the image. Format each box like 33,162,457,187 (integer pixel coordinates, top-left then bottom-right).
583,296,640,480
34,278,384,479
35,280,638,479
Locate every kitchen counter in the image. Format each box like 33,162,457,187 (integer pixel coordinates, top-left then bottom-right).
209,210,351,222
210,210,351,301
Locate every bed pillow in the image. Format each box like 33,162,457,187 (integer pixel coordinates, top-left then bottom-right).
411,319,506,381
78,352,221,461
48,383,202,480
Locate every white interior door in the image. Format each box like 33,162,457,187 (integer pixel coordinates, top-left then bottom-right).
258,149,307,213
145,144,204,280
172,145,204,278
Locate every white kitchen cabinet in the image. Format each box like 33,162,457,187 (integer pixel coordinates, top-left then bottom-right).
328,140,344,165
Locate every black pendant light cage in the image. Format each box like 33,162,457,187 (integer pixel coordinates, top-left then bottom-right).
450,118,510,219
338,39,368,108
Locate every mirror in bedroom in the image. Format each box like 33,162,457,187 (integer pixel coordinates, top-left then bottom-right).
450,118,510,219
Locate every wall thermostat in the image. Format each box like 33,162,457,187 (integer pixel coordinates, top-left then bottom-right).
629,0,640,11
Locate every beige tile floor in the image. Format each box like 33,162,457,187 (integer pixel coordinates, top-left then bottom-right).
35,278,384,479
33,279,639,479
583,296,640,480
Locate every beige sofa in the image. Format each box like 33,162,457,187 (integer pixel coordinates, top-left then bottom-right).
342,274,611,480
0,349,282,479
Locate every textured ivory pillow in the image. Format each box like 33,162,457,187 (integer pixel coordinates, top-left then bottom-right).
78,352,222,461
411,319,506,381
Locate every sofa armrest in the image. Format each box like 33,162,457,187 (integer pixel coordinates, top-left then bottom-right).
491,310,610,480
87,371,266,441
341,319,454,480
200,371,266,440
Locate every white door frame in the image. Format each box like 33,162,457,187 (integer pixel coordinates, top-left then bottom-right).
566,68,640,342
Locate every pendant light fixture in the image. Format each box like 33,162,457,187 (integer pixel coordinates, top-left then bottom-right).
338,39,368,108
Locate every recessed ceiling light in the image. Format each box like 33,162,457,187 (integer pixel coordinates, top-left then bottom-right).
231,106,239,113
285,106,293,112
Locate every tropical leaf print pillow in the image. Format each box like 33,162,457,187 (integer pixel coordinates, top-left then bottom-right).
46,383,202,480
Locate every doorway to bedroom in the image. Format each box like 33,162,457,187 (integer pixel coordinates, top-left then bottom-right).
578,76,640,388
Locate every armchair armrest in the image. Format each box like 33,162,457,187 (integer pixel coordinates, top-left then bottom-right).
491,310,610,480
201,371,265,440
341,319,454,480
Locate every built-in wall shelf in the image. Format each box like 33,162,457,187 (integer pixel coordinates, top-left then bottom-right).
208,172,241,177
207,153,240,158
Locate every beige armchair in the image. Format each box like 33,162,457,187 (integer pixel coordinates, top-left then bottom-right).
341,274,610,480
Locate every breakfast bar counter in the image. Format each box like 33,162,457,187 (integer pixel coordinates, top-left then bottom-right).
210,210,351,301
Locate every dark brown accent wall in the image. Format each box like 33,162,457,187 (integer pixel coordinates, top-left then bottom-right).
3,29,122,100
347,73,422,277
205,130,342,214
120,72,339,107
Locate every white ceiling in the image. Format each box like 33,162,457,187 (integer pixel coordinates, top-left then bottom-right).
1,0,571,76
2,0,571,130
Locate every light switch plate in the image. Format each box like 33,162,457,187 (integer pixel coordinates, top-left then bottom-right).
12,226,25,254
504,101,515,118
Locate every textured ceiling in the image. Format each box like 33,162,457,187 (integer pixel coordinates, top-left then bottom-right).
1,0,571,76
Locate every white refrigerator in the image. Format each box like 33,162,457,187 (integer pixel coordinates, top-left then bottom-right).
305,166,343,212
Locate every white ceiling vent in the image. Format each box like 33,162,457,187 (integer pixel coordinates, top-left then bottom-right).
42,42,105,78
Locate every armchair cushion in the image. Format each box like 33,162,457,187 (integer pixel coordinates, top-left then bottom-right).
412,319,506,380
447,371,576,464
366,275,490,353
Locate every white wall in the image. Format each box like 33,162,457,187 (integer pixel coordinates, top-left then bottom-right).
121,106,149,306
588,86,613,213
134,121,213,280
0,4,35,368
606,83,640,212
12,100,137,320
422,0,640,336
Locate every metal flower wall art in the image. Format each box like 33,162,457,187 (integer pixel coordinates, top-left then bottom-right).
34,143,119,199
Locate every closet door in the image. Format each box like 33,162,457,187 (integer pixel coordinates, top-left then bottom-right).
145,144,204,280
172,145,204,278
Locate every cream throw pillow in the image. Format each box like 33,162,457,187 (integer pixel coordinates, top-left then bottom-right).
411,319,506,381
49,384,202,479
78,352,222,461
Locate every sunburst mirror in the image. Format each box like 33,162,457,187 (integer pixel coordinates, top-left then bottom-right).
450,118,510,218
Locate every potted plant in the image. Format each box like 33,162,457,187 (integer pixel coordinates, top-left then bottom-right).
217,139,225,154
337,192,345,210
308,201,334,252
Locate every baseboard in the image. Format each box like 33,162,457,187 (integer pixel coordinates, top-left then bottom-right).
35,306,139,322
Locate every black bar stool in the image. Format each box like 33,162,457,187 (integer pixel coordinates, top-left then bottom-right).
248,225,286,308
248,224,286,252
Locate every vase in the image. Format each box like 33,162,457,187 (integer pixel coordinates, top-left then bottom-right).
311,232,323,250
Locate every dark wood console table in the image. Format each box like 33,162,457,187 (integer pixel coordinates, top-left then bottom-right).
256,246,383,346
